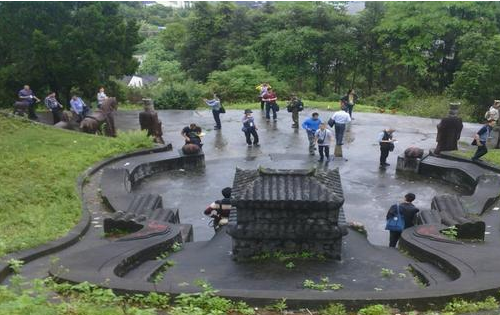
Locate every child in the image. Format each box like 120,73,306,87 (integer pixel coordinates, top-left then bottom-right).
315,123,333,162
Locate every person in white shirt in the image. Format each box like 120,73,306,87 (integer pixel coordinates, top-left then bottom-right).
314,123,333,162
330,107,352,145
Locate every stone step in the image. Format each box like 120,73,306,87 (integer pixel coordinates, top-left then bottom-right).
409,262,454,287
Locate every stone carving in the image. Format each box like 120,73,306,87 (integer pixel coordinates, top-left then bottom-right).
417,194,485,240
404,147,424,159
435,103,463,154
54,111,79,130
13,101,30,116
139,98,165,144
182,143,201,155
228,167,347,261
80,97,118,137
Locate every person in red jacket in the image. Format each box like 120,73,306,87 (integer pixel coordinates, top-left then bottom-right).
262,88,278,122
204,187,232,231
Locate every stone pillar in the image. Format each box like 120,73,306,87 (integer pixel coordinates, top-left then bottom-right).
334,145,343,157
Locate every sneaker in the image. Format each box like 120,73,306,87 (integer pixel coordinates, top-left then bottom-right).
273,119,277,122
266,119,270,122
247,144,253,147
318,158,324,162
253,143,260,146
309,152,315,156
214,126,221,130
383,162,390,166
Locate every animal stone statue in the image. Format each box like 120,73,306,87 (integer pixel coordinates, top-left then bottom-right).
139,99,165,144
182,143,201,155
80,97,118,137
404,147,424,159
54,111,79,131
435,103,463,154
13,101,30,116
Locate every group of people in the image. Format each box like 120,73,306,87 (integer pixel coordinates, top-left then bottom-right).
15,85,110,124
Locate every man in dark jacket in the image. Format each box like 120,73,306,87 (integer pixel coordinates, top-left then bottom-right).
386,193,419,247
435,103,463,154
287,94,304,128
204,187,232,231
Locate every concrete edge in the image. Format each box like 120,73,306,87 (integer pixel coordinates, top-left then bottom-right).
432,150,500,173
0,144,173,282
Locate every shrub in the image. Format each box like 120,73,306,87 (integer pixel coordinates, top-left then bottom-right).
357,304,391,315
444,296,498,314
155,80,207,110
387,85,413,109
320,303,347,315
206,64,290,102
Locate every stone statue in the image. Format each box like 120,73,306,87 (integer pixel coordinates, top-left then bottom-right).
139,98,164,144
404,146,424,159
435,103,463,154
54,110,79,130
80,97,118,137
182,143,201,155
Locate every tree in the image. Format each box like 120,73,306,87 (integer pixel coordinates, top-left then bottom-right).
0,2,140,104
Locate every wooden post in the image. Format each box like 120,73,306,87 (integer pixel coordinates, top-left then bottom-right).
334,145,343,157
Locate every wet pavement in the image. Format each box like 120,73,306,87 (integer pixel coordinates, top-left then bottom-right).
117,109,480,245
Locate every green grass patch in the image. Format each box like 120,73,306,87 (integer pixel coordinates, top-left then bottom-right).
0,115,153,257
449,145,500,166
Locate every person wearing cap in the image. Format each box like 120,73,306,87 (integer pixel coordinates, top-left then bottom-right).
378,128,396,168
435,103,463,154
472,119,496,162
242,109,259,146
204,187,233,231
302,112,322,155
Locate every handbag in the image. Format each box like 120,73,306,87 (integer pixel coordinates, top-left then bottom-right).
389,142,395,152
219,105,226,114
385,204,405,232
471,139,477,146
273,102,280,112
328,118,335,128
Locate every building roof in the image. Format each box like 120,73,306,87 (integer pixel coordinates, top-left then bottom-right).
232,167,344,210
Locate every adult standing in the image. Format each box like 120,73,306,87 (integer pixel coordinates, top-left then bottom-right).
262,87,278,122
287,94,304,128
434,103,463,154
70,95,89,122
386,193,419,247
315,123,333,162
257,83,269,111
378,128,396,168
97,87,108,109
242,109,259,146
18,85,40,120
330,105,352,145
302,112,322,155
472,119,496,162
485,100,500,141
181,123,203,147
341,89,358,119
44,92,64,124
204,93,222,130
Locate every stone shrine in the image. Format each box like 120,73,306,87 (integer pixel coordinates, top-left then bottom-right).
228,167,347,261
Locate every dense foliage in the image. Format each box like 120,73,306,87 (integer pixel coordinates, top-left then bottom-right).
2,2,500,118
0,115,153,256
0,2,140,104
129,1,500,119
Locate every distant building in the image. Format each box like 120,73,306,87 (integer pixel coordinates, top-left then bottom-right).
142,1,157,7
156,1,192,9
121,75,160,88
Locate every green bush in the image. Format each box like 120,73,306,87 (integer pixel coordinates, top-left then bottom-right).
155,80,207,110
387,85,413,109
401,95,474,121
206,64,290,102
320,303,347,315
357,304,391,315
443,296,498,314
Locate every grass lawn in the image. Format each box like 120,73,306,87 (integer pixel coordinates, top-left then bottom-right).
120,100,385,114
0,115,153,257
450,142,500,166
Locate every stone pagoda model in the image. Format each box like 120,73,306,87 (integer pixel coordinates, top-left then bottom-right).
228,167,347,261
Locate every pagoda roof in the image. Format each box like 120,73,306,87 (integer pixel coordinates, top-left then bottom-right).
231,167,344,210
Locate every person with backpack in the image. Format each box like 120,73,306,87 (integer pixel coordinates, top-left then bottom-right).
44,91,64,124
204,93,223,130
378,128,396,168
315,123,333,162
287,94,304,128
204,187,233,231
386,193,419,247
242,109,259,146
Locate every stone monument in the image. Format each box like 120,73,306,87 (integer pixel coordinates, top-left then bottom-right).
228,167,347,261
434,103,463,154
139,98,165,144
